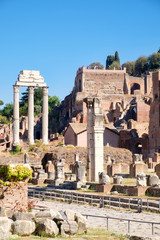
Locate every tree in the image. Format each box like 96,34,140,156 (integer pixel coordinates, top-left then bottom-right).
158,48,160,53
88,62,104,69
0,100,4,106
48,96,60,113
115,51,120,63
149,53,160,70
135,56,148,76
108,61,120,69
122,61,136,75
106,55,115,68
1,103,13,118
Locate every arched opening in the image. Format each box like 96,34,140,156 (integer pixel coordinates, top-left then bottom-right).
135,142,142,154
131,83,140,95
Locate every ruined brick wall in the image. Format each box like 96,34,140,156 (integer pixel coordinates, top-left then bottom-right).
0,182,28,211
42,146,132,172
149,71,160,156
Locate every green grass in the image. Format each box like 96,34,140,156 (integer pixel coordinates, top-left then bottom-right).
9,228,128,240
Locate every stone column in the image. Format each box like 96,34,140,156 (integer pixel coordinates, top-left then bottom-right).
13,85,20,145
42,87,48,144
84,97,104,182
28,87,34,144
84,98,94,182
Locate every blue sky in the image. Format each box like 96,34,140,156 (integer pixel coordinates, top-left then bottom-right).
0,0,160,105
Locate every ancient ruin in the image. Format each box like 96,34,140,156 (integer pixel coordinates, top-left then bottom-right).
84,97,104,182
13,70,48,145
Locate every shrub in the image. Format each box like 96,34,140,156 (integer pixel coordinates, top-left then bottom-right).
0,165,32,182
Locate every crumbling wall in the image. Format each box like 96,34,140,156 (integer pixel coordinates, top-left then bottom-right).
0,182,28,211
42,146,132,172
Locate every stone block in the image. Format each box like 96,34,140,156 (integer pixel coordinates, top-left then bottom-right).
12,220,35,236
75,212,87,234
64,209,75,221
137,173,146,186
35,218,59,237
147,175,159,186
113,175,123,184
127,186,149,196
99,172,110,184
13,211,35,221
130,163,148,177
61,220,78,236
96,184,113,193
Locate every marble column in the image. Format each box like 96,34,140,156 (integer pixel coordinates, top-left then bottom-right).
28,87,34,144
13,85,20,145
42,87,48,144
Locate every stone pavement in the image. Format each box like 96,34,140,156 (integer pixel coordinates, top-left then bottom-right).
37,200,160,240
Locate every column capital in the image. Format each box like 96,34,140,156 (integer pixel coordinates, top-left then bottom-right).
13,85,19,93
28,86,34,94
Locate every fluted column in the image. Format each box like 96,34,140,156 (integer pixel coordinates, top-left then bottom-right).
28,87,34,144
13,85,20,146
42,87,48,144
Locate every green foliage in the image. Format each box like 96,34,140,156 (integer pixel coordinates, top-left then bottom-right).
123,48,160,76
122,61,136,75
19,87,60,116
10,145,22,155
88,62,104,69
19,102,28,116
34,105,42,116
106,55,115,68
1,103,13,118
0,115,9,124
106,51,120,69
0,165,32,182
48,96,60,112
115,51,120,63
149,52,160,70
108,60,120,69
35,140,42,147
28,146,36,152
135,56,148,76
0,100,4,106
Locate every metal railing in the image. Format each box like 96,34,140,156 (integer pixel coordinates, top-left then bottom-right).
28,187,160,212
84,214,160,235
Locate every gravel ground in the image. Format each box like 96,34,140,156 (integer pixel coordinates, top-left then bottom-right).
37,200,160,240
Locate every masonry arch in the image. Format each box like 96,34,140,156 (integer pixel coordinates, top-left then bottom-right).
131,83,140,95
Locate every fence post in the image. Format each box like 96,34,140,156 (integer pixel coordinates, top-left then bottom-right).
128,220,130,234
119,197,120,210
106,217,109,230
109,197,111,208
128,198,130,209
147,198,149,211
152,223,154,235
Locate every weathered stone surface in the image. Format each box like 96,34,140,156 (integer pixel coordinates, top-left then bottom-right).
113,175,123,184
64,209,75,221
13,211,35,221
36,218,59,237
75,212,87,234
61,220,78,236
137,173,146,186
0,207,13,218
0,217,12,239
12,220,35,236
99,172,110,185
147,175,159,186
0,226,10,240
36,209,63,221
